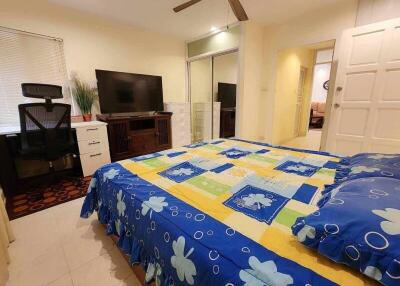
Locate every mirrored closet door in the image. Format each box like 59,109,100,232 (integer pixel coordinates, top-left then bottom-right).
189,57,213,142
188,50,238,143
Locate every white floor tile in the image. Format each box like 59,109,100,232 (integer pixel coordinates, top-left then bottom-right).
70,246,133,286
52,197,97,244
46,274,74,286
8,209,62,276
7,239,62,277
62,220,114,271
11,208,61,246
6,244,69,286
6,198,140,286
115,274,142,286
281,130,322,151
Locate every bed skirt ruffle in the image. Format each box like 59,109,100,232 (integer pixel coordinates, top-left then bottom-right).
81,188,172,286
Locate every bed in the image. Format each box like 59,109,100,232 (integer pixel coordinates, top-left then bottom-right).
81,138,376,286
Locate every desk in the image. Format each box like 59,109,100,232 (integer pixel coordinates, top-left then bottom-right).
0,121,111,198
0,120,107,135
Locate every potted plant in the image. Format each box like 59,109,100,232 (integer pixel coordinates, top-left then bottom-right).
71,76,98,121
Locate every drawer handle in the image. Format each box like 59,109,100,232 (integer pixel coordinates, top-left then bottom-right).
88,141,100,145
86,128,98,131
90,153,102,157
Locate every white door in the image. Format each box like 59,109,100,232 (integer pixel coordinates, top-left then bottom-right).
326,18,400,155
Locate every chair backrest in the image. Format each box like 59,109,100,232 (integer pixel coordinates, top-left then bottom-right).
18,103,73,160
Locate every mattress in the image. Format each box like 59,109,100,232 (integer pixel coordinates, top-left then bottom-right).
81,138,375,286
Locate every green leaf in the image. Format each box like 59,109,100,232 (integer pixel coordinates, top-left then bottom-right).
71,76,98,114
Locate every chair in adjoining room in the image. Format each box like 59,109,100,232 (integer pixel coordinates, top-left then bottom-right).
309,102,325,129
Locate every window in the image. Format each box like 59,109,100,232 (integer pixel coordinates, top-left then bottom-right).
0,27,69,126
315,48,334,64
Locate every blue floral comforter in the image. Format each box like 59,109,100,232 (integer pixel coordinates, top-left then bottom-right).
80,139,371,286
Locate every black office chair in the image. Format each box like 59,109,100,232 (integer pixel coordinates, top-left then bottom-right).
18,83,75,170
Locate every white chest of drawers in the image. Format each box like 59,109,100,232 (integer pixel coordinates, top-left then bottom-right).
74,121,111,177
164,102,191,147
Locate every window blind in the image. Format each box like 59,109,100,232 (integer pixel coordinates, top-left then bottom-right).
0,27,70,126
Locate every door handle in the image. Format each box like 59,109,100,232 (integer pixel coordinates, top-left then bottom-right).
334,103,340,108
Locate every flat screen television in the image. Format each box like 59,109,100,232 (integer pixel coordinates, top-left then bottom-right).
96,69,164,115
218,82,236,108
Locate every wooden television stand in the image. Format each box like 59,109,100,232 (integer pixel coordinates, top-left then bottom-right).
97,112,172,162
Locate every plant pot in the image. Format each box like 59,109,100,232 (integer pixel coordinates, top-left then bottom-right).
82,114,92,122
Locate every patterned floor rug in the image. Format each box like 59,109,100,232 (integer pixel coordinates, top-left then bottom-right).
7,176,91,220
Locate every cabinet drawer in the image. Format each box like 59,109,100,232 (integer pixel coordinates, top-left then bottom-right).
76,125,107,142
80,149,111,177
78,139,108,155
132,133,157,153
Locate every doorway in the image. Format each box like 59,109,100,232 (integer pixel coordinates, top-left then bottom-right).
309,49,334,131
188,51,238,143
275,41,335,151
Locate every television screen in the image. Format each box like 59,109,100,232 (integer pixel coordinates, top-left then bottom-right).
96,69,164,114
218,82,236,108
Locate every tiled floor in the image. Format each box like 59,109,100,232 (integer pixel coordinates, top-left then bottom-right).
6,197,141,286
281,130,322,151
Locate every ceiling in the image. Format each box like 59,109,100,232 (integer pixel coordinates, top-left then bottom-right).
50,0,344,40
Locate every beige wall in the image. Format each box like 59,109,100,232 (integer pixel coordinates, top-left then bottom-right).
0,0,186,104
187,25,240,58
357,0,400,26
185,0,359,145
236,21,264,140
235,0,358,144
273,48,315,144
1,0,374,146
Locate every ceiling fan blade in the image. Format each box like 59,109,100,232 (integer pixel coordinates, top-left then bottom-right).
228,0,249,21
173,0,203,13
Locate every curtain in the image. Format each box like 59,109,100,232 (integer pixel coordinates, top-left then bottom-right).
0,188,14,285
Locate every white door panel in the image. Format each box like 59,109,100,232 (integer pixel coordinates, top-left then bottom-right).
371,142,400,153
374,109,400,140
388,27,400,60
337,108,369,136
382,69,400,101
349,30,384,66
343,72,376,101
335,138,363,155
327,18,400,155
